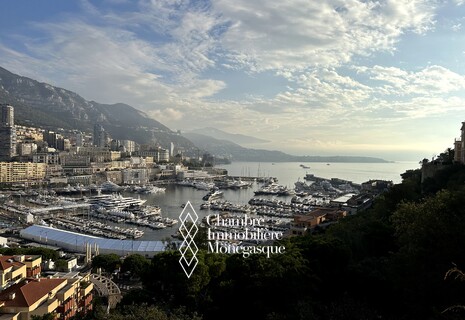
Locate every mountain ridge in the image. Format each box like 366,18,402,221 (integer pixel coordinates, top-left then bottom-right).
183,132,390,163
189,127,269,145
0,66,389,162
0,66,193,149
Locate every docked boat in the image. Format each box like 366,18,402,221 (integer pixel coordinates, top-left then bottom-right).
193,181,216,190
203,190,224,201
86,193,146,210
132,184,166,194
99,181,124,192
107,209,135,220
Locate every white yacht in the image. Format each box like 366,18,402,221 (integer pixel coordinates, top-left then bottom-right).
99,181,124,192
86,193,146,210
203,190,224,201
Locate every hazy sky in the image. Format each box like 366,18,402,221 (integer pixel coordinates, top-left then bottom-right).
1,0,465,161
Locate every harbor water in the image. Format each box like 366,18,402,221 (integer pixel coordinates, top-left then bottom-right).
132,161,419,241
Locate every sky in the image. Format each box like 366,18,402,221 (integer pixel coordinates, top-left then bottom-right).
1,0,465,161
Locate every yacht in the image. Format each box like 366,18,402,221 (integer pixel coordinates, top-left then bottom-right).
203,190,224,201
132,184,166,194
99,181,124,192
86,193,146,210
193,181,216,190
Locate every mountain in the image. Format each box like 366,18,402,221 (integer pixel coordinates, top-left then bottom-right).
0,66,194,149
183,132,390,163
189,127,269,145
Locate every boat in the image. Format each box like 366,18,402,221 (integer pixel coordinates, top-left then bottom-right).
107,209,135,220
303,173,316,181
99,181,124,192
200,202,212,210
86,193,146,210
193,181,216,190
132,184,166,194
300,164,311,169
230,179,252,189
203,190,224,201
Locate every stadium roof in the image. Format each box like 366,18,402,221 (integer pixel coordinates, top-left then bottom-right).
20,225,166,257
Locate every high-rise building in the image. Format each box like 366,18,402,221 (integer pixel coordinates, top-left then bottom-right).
0,104,16,161
93,124,107,147
121,139,136,153
75,132,84,147
43,130,58,149
1,105,13,127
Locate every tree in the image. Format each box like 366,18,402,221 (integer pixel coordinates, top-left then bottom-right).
92,304,202,320
31,313,56,320
122,254,150,278
92,254,122,274
390,188,465,318
54,259,69,272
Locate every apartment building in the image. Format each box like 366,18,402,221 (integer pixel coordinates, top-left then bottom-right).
0,256,92,320
0,163,46,183
0,256,41,291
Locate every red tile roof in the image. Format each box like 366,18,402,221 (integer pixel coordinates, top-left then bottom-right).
0,257,24,272
0,279,66,308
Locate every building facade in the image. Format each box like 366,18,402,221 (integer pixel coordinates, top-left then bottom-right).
0,163,46,183
0,255,92,320
0,272,93,320
0,105,16,161
93,124,107,148
454,121,465,163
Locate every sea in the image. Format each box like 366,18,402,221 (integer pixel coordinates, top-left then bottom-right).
129,161,419,241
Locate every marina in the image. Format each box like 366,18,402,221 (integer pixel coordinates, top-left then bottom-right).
0,161,418,242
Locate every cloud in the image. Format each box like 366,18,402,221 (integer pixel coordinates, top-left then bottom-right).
451,23,462,31
0,0,458,159
355,65,465,96
148,108,184,123
0,2,228,114
452,0,465,6
213,0,436,72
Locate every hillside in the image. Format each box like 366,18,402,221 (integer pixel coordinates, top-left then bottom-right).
0,66,194,149
188,127,269,145
183,132,389,163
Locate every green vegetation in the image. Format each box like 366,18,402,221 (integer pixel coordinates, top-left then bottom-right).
88,160,465,320
54,259,69,272
91,253,122,274
91,305,202,320
31,313,56,320
121,254,151,278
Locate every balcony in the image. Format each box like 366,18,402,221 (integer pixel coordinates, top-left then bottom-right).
80,282,93,297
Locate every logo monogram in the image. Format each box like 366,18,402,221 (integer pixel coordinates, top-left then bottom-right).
178,201,199,278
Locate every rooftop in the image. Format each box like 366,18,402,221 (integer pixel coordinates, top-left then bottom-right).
0,257,24,272
0,278,66,308
20,225,165,257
